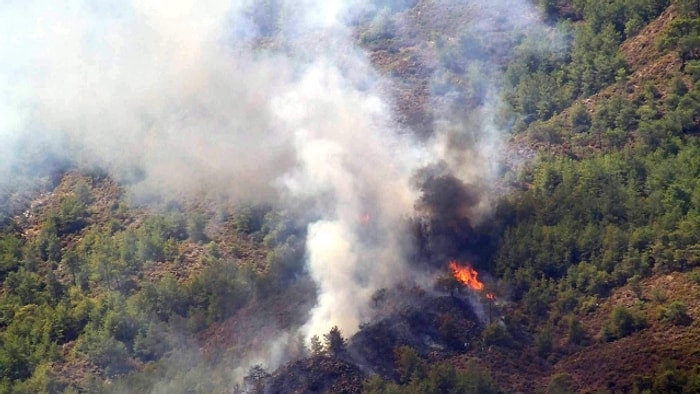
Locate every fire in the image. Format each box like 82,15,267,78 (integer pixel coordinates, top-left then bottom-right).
449,261,484,291
448,261,497,300
360,213,371,224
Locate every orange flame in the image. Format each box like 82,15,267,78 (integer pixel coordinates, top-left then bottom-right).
449,261,484,291
360,213,371,224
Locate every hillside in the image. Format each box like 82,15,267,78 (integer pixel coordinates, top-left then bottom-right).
2,1,700,393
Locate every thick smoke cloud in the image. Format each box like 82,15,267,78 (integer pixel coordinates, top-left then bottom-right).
271,58,421,337
1,0,300,203
1,0,547,356
0,0,418,339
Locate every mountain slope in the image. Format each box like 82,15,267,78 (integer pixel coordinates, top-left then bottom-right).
3,1,700,393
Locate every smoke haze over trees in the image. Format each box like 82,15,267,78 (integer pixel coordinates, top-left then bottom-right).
0,0,544,342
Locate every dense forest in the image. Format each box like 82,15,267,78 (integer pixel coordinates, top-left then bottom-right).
2,0,700,393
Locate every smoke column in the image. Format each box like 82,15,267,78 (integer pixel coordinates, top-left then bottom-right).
0,0,549,343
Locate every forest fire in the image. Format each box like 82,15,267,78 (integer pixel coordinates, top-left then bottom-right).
449,261,484,291
449,260,496,300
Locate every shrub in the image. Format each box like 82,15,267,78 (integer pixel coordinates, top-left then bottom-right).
535,326,553,358
601,306,647,341
628,275,643,299
186,212,208,243
565,315,588,345
571,103,592,133
76,326,132,376
482,322,512,347
132,322,171,362
547,372,574,394
455,360,500,394
394,346,426,383
658,301,691,325
689,270,700,285
651,288,668,303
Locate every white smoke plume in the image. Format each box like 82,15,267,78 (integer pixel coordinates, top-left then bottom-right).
1,0,547,348
272,59,421,337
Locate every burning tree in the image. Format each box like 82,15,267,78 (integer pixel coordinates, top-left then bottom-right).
448,260,496,301
446,260,499,323
449,261,484,291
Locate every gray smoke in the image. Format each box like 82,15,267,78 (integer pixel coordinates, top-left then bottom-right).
0,0,552,356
